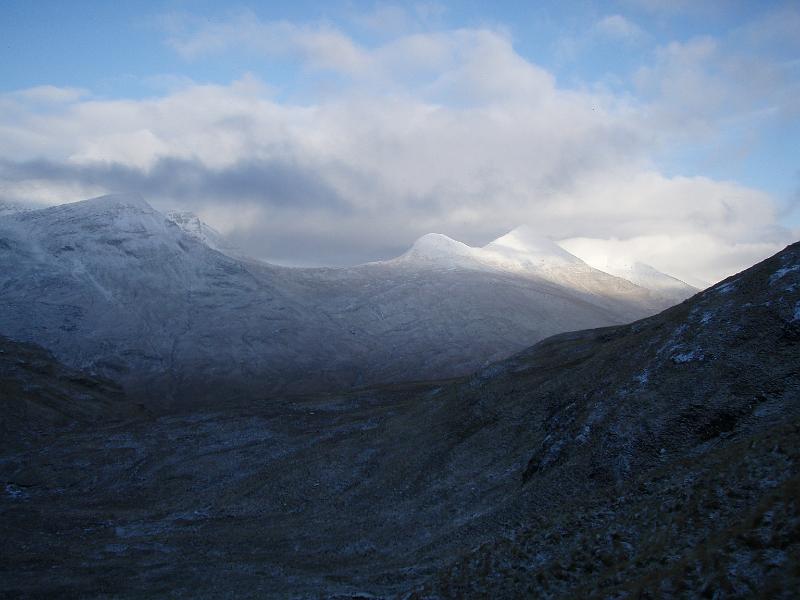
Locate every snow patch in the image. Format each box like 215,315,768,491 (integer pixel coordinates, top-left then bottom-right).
769,265,799,285
575,425,592,444
5,483,28,500
657,324,688,356
672,349,704,364
716,280,738,294
690,306,714,324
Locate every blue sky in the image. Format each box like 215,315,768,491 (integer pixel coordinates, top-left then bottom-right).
0,1,798,282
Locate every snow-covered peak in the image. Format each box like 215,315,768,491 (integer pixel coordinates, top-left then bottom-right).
19,193,159,225
394,233,478,267
4,192,177,248
483,226,585,271
410,233,473,257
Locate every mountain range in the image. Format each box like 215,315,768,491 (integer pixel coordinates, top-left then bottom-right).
0,193,695,404
2,231,797,598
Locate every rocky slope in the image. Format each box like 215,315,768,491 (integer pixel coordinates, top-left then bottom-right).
1,240,796,598
0,194,689,405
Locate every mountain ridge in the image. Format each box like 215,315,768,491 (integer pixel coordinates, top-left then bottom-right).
0,194,696,404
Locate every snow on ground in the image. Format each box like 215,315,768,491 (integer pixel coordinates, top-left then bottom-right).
770,265,800,285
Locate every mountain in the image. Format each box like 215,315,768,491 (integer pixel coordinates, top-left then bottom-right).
166,210,243,258
584,255,698,306
1,240,797,598
391,225,696,308
0,194,689,404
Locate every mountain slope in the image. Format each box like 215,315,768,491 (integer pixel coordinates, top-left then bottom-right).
405,239,800,598
1,241,797,598
0,195,683,403
586,256,698,305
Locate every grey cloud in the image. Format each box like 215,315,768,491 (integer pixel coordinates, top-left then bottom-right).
0,157,351,214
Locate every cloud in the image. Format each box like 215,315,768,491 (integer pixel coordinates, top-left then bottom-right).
352,2,445,33
0,20,794,282
9,85,89,104
0,156,351,211
162,10,372,76
634,8,800,135
621,0,718,15
594,15,645,42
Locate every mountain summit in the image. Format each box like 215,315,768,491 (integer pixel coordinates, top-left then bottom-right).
485,225,582,266
399,232,476,264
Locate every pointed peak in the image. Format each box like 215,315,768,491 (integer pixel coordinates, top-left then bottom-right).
407,233,473,257
485,226,582,263
389,232,477,266
411,232,467,249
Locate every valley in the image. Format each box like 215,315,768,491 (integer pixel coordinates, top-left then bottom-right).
2,234,798,598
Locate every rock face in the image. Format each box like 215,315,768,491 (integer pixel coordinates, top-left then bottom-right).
165,210,243,258
1,240,797,598
0,194,689,405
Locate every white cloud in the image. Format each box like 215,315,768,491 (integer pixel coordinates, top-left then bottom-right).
10,85,89,104
0,22,793,283
162,11,372,76
595,15,645,42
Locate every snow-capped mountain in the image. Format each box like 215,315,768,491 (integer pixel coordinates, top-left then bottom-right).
387,224,695,313
0,194,693,403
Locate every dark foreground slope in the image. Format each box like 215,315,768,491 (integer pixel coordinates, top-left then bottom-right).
1,243,798,598
0,336,128,453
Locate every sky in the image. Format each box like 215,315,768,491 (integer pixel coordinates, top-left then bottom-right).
1,0,798,284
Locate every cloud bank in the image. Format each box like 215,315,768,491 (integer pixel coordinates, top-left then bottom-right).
0,10,796,283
